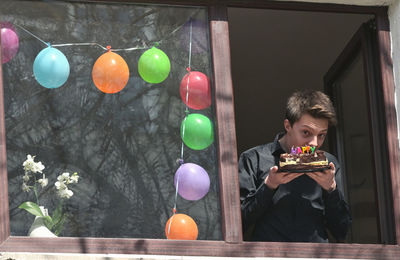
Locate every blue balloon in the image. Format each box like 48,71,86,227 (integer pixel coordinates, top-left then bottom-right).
33,46,70,88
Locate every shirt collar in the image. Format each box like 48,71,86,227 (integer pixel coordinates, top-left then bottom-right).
272,132,286,156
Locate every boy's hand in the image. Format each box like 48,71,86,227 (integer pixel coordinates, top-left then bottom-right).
306,162,336,192
265,166,304,190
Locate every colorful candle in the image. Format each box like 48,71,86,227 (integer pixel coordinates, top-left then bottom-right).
290,145,316,155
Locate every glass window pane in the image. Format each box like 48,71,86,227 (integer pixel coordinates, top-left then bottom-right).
333,51,379,243
1,0,221,240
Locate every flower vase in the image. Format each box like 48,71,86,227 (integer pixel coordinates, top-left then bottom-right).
28,206,57,237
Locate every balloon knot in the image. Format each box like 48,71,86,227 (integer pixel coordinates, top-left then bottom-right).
106,45,111,52
186,67,191,72
176,158,184,165
46,42,51,47
173,208,176,214
154,42,159,48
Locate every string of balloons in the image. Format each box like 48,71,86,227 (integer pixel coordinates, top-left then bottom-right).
164,18,214,241
1,20,181,92
1,17,214,240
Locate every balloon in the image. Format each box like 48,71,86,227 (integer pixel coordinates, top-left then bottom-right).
92,48,130,94
138,47,170,84
33,46,70,89
165,213,198,240
1,24,19,64
181,113,214,150
180,19,207,54
174,163,210,201
180,71,211,110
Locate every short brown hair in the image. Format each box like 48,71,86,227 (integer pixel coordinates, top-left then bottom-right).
285,89,337,126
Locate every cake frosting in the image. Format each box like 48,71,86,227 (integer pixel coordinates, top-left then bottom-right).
279,146,329,172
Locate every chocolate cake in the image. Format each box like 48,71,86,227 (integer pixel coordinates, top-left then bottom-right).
279,146,329,172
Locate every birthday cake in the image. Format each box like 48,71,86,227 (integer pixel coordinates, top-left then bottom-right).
279,146,329,172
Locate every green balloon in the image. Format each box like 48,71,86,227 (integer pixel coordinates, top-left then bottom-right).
138,47,171,84
181,113,214,150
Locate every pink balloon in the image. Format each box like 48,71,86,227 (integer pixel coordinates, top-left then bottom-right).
180,71,211,110
1,26,19,64
174,163,210,201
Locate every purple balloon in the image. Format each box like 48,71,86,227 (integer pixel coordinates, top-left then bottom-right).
180,19,207,54
1,26,19,64
174,163,210,201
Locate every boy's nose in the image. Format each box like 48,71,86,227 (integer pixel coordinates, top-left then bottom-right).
309,136,318,147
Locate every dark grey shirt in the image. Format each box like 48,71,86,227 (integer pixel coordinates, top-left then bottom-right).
239,133,351,242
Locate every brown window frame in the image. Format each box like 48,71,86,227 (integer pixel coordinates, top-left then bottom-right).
0,0,399,258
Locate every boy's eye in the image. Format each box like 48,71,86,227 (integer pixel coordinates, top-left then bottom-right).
302,130,309,136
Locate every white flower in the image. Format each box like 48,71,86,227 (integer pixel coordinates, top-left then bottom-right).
32,161,45,173
55,181,66,190
38,175,48,188
22,182,30,192
70,172,79,184
54,172,79,199
57,172,70,182
58,188,73,199
22,154,35,172
22,174,30,182
22,154,45,173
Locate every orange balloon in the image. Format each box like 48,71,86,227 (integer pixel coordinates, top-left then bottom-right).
92,50,129,94
165,213,198,240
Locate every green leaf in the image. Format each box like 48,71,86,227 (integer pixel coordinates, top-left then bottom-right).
50,202,65,234
19,202,54,231
52,214,67,236
18,201,44,217
51,202,63,224
44,215,54,230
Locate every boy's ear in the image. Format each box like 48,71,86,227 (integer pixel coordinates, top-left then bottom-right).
283,119,292,132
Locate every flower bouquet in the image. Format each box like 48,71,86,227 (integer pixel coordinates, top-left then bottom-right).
18,154,80,236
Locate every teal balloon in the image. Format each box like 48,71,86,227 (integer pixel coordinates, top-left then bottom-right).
138,47,170,84
181,113,214,150
33,46,70,88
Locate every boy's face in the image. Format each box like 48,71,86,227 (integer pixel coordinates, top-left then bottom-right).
284,113,329,149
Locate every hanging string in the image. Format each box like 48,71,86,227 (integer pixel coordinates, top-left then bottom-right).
179,18,193,162
170,19,193,227
167,168,180,237
11,9,199,53
13,23,48,46
52,42,108,50
13,23,147,51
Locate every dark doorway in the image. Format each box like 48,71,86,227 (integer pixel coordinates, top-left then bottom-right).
228,8,372,155
227,8,389,243
325,21,396,244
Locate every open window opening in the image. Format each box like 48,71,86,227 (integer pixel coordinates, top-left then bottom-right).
229,7,395,244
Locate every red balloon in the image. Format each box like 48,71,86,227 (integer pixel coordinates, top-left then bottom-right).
180,71,211,110
165,213,198,240
92,48,129,94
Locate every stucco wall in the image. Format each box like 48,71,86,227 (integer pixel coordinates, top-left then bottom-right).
389,0,400,148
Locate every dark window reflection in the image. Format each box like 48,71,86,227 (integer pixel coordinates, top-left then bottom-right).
1,0,221,239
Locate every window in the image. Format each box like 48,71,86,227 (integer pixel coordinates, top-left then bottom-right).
228,7,395,244
1,0,221,240
1,0,399,258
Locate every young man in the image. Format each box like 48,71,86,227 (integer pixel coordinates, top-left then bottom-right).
239,89,351,243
